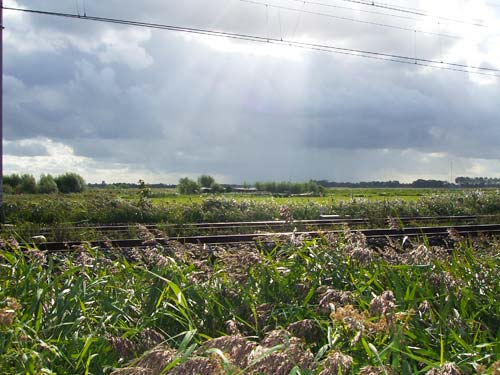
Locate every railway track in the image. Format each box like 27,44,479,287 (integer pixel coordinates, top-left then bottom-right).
3,214,497,240
30,223,500,252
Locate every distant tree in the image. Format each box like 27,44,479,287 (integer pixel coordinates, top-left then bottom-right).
55,172,86,193
210,183,225,193
198,175,215,189
177,177,200,195
19,174,37,194
38,174,59,194
4,174,22,192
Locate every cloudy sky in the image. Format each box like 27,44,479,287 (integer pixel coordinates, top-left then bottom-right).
3,0,500,183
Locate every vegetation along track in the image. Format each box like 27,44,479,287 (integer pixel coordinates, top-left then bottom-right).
20,222,500,252
3,214,498,242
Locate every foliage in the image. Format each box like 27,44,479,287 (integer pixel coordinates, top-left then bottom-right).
37,174,59,194
1,233,500,374
177,177,200,195
3,174,22,193
255,181,324,195
3,172,85,195
198,175,215,188
54,173,86,194
18,174,38,194
4,189,500,226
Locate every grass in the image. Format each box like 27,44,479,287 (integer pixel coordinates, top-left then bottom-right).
4,188,500,225
1,230,500,374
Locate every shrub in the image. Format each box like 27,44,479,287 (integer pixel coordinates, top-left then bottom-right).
18,174,37,194
38,174,59,194
54,173,86,193
4,174,22,192
198,174,215,188
177,177,200,195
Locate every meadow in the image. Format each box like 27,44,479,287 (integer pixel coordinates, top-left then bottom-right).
1,188,500,374
3,188,500,225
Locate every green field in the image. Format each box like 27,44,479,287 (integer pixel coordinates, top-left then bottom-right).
4,187,498,225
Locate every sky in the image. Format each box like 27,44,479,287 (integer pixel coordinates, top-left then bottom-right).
3,0,500,184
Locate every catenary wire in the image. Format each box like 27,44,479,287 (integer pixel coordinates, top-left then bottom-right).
2,6,499,77
335,0,487,26
240,0,460,39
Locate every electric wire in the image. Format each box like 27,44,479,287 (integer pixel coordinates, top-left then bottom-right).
3,6,499,77
241,0,460,39
285,0,420,23
335,0,486,27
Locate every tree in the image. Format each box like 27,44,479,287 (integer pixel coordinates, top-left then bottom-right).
198,175,215,189
38,174,59,194
177,177,200,195
19,174,37,194
55,172,86,193
210,183,225,193
4,174,22,192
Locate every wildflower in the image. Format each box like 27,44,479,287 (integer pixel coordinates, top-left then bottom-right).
109,336,135,360
75,249,93,267
143,247,170,268
369,291,395,318
447,228,463,242
169,356,225,375
407,244,432,265
359,365,396,375
387,217,402,230
199,334,256,369
417,300,431,318
319,350,353,375
349,246,376,265
425,362,463,375
137,328,165,352
255,303,273,328
0,308,16,326
490,360,500,375
248,330,315,375
343,225,367,248
287,319,321,343
26,249,47,266
225,319,239,335
317,288,354,314
280,206,294,224
330,305,390,345
133,345,176,375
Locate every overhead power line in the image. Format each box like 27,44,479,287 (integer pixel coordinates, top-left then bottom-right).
285,0,420,23
241,0,460,39
2,6,499,77
285,0,488,28
335,0,487,27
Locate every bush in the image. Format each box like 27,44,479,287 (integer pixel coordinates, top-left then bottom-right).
54,173,86,193
198,175,215,188
4,174,22,192
38,174,59,194
18,174,37,194
177,177,200,195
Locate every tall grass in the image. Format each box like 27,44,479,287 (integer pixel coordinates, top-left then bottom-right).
4,190,500,225
1,233,500,374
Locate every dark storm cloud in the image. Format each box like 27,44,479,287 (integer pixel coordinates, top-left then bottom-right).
3,0,500,182
4,141,49,157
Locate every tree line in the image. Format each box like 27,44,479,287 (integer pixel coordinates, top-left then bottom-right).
3,173,86,194
454,177,500,187
177,176,325,195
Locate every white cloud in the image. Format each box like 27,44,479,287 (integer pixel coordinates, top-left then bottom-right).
3,0,500,183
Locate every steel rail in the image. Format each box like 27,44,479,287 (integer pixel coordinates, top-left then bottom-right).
7,215,494,234
30,223,500,252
